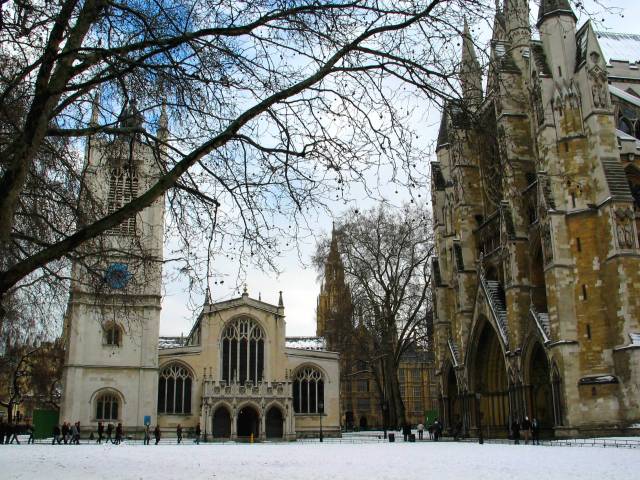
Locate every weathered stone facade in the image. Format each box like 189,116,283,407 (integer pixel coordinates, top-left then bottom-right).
431,0,640,438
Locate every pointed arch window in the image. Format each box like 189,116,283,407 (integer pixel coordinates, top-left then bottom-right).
158,364,192,414
96,393,119,421
293,367,324,414
221,318,265,384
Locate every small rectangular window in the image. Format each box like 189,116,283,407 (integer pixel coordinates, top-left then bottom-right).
558,66,562,77
586,324,592,340
582,284,588,300
576,238,581,252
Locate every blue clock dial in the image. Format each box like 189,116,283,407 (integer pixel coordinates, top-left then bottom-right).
104,263,132,289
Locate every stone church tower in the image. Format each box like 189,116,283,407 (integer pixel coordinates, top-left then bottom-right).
60,99,166,429
432,0,640,438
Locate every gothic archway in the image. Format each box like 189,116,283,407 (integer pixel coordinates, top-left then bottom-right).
212,406,231,438
237,405,260,438
444,366,461,431
472,320,509,436
525,342,554,429
265,406,284,439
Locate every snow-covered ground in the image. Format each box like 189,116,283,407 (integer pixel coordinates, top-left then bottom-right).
1,441,638,480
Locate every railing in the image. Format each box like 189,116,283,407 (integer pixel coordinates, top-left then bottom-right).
479,273,510,348
448,337,461,368
202,380,292,399
529,305,550,344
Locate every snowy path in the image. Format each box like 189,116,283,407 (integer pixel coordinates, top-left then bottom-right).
1,441,637,479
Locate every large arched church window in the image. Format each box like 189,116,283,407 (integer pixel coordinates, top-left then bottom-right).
221,317,265,384
158,363,193,414
96,393,119,421
292,366,324,414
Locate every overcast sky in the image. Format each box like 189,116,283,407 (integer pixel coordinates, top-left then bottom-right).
158,0,640,338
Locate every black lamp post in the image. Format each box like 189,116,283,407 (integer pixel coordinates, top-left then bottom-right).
382,401,388,439
475,393,483,444
319,401,324,442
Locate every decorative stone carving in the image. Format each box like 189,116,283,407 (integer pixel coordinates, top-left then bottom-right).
541,220,553,265
589,65,610,109
531,74,544,126
615,208,636,249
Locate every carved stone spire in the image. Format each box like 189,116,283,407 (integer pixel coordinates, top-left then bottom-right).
460,18,483,106
536,0,577,28
158,100,169,143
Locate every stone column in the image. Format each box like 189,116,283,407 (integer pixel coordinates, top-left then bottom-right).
231,407,237,440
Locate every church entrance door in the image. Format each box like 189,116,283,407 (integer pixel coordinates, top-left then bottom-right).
212,407,231,438
265,407,284,439
237,405,260,439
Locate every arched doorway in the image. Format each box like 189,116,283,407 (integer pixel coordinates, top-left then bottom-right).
237,405,260,438
445,366,461,431
526,343,554,429
359,416,368,430
265,407,284,439
212,407,231,438
472,321,509,436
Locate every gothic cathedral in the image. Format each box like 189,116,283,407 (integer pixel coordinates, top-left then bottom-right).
432,0,640,438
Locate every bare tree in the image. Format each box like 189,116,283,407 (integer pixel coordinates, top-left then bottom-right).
315,205,434,427
0,0,497,332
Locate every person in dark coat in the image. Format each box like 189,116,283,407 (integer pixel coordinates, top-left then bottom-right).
9,423,20,444
402,422,411,442
194,424,201,444
531,418,540,445
511,419,520,445
27,423,35,444
0,422,6,444
176,424,183,444
521,416,532,445
433,420,441,441
154,425,161,445
106,423,114,444
144,424,151,445
97,422,104,444
61,422,69,444
52,424,62,445
115,423,123,445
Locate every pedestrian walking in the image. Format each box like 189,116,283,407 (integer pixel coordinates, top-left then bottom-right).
115,423,123,445
27,422,35,444
52,424,62,445
9,423,20,444
144,424,151,445
417,422,424,440
70,422,79,445
511,419,520,445
106,423,114,444
428,423,434,440
522,416,531,445
154,425,161,445
402,422,411,442
97,422,104,444
194,424,201,444
62,422,69,444
531,418,540,445
433,420,441,441
177,424,183,444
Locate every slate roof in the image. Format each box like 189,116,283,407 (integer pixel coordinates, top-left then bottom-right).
596,32,640,64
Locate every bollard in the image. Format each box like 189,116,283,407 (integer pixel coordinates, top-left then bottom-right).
250,433,254,444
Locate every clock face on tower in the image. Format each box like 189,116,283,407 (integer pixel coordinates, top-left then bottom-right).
104,263,132,289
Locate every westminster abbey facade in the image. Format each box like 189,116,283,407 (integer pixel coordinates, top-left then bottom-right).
431,0,640,438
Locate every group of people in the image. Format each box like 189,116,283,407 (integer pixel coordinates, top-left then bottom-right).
52,421,82,445
511,416,541,445
0,422,35,444
398,420,443,442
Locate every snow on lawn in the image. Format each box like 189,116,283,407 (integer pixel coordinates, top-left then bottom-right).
1,441,638,480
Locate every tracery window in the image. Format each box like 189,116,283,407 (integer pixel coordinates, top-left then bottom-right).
107,166,139,235
293,367,324,414
221,317,265,384
96,393,119,420
158,363,192,414
103,323,122,346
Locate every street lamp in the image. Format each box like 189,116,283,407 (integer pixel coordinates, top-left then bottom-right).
318,401,324,442
475,393,483,445
382,401,388,439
